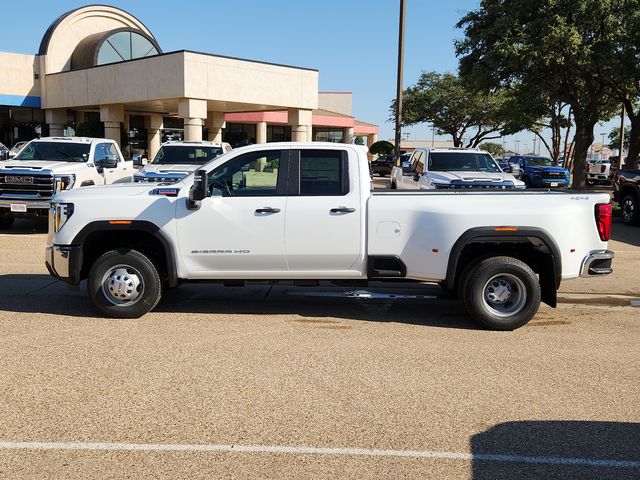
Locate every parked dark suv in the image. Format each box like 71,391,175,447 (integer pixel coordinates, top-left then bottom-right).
370,155,395,177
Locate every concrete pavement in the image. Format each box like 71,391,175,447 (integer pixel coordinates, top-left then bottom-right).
0,217,637,479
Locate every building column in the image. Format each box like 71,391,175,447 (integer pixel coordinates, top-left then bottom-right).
206,111,225,142
256,121,267,144
179,98,207,142
367,133,378,148
343,127,354,144
288,108,313,142
145,114,163,160
100,105,125,146
46,109,67,137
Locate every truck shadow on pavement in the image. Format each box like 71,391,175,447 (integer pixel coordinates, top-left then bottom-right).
471,420,640,479
611,218,640,247
0,275,482,330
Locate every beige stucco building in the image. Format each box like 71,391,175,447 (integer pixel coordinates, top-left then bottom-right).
0,5,377,158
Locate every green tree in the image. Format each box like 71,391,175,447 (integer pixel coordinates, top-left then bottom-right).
369,140,394,156
390,72,505,148
607,126,630,151
456,0,622,188
479,142,505,157
354,136,365,146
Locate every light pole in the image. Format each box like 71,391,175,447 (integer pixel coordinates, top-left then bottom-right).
393,0,406,165
619,104,625,169
515,139,520,153
431,124,435,147
600,132,606,160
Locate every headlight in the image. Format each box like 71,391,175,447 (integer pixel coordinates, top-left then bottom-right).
51,202,74,233
55,174,75,191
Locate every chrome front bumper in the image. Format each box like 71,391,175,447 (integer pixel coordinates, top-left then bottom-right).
0,197,51,213
580,250,615,277
45,244,81,284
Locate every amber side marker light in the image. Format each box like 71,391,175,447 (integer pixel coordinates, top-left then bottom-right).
108,220,132,225
495,227,518,232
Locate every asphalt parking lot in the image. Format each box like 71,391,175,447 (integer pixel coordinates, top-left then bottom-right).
0,211,638,479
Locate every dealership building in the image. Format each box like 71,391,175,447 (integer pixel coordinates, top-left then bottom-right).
0,5,378,158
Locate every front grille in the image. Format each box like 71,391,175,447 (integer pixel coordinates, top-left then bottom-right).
542,172,565,180
436,181,515,190
0,172,55,197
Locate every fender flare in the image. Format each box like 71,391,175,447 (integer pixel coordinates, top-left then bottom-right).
72,220,178,287
445,227,562,307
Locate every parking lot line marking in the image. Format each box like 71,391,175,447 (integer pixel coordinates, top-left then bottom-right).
0,441,638,468
631,300,640,307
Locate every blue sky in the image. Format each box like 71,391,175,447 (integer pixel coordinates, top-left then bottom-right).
0,1,616,151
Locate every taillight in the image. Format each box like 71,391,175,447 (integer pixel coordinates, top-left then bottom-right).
595,203,612,241
601,165,606,173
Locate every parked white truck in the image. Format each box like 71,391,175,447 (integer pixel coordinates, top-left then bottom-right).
0,137,132,229
134,140,232,184
391,147,525,190
45,142,614,330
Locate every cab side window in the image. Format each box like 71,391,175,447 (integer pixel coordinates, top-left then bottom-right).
412,151,425,174
208,150,283,197
299,150,348,196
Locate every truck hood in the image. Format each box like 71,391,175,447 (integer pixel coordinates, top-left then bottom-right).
54,183,159,202
526,166,568,174
429,170,523,185
0,159,90,174
139,164,200,175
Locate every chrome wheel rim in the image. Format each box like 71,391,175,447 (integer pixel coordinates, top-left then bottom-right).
482,274,527,318
101,264,144,306
622,198,635,223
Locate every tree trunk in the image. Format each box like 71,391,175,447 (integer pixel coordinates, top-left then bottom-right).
571,115,595,189
626,114,640,168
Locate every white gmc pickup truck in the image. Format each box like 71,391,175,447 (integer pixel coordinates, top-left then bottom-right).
0,137,132,229
45,142,614,330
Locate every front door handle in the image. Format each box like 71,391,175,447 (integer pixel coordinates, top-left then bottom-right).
255,207,281,214
330,207,356,213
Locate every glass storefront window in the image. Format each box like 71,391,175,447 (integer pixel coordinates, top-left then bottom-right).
313,127,343,143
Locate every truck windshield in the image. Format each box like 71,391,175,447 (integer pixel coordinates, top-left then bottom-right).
152,146,224,165
14,142,90,162
429,152,500,172
525,157,554,167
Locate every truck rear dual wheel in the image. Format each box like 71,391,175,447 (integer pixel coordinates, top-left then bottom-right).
460,256,541,331
88,249,162,318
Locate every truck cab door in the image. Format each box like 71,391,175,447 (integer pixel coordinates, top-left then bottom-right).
284,148,364,276
94,142,127,184
176,148,288,278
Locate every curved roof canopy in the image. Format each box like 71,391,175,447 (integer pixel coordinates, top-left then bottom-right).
38,4,160,74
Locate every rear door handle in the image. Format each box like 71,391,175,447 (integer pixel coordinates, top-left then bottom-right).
330,207,356,213
255,207,281,214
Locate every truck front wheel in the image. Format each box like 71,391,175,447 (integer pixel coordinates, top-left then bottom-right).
87,249,162,318
461,256,540,330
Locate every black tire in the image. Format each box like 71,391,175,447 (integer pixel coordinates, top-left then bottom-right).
0,217,15,230
621,193,640,226
460,256,541,331
390,181,397,190
522,175,531,187
87,249,162,318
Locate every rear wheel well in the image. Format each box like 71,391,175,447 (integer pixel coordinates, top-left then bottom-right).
80,230,169,284
452,239,557,307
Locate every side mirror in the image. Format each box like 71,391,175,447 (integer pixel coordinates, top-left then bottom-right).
100,154,118,169
510,164,521,177
188,169,208,209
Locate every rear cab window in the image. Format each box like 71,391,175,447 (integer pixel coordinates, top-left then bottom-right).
298,150,349,196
